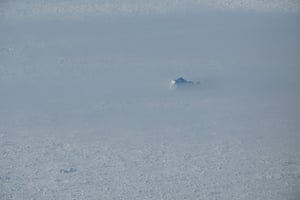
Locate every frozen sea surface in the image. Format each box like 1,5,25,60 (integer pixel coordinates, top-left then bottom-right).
1,1,300,199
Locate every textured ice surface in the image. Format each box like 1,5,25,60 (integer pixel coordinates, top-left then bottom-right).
1,1,300,200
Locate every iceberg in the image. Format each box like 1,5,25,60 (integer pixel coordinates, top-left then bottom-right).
169,77,198,90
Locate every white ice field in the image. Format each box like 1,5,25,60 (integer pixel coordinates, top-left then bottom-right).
0,1,300,199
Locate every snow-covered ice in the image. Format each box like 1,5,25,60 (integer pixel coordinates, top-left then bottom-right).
1,1,300,200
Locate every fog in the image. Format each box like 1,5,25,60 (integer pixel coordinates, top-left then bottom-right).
1,1,300,199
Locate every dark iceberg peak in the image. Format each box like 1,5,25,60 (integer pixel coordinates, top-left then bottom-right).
174,77,193,84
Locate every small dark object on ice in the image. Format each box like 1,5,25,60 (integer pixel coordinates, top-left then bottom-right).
169,77,199,89
60,167,77,174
